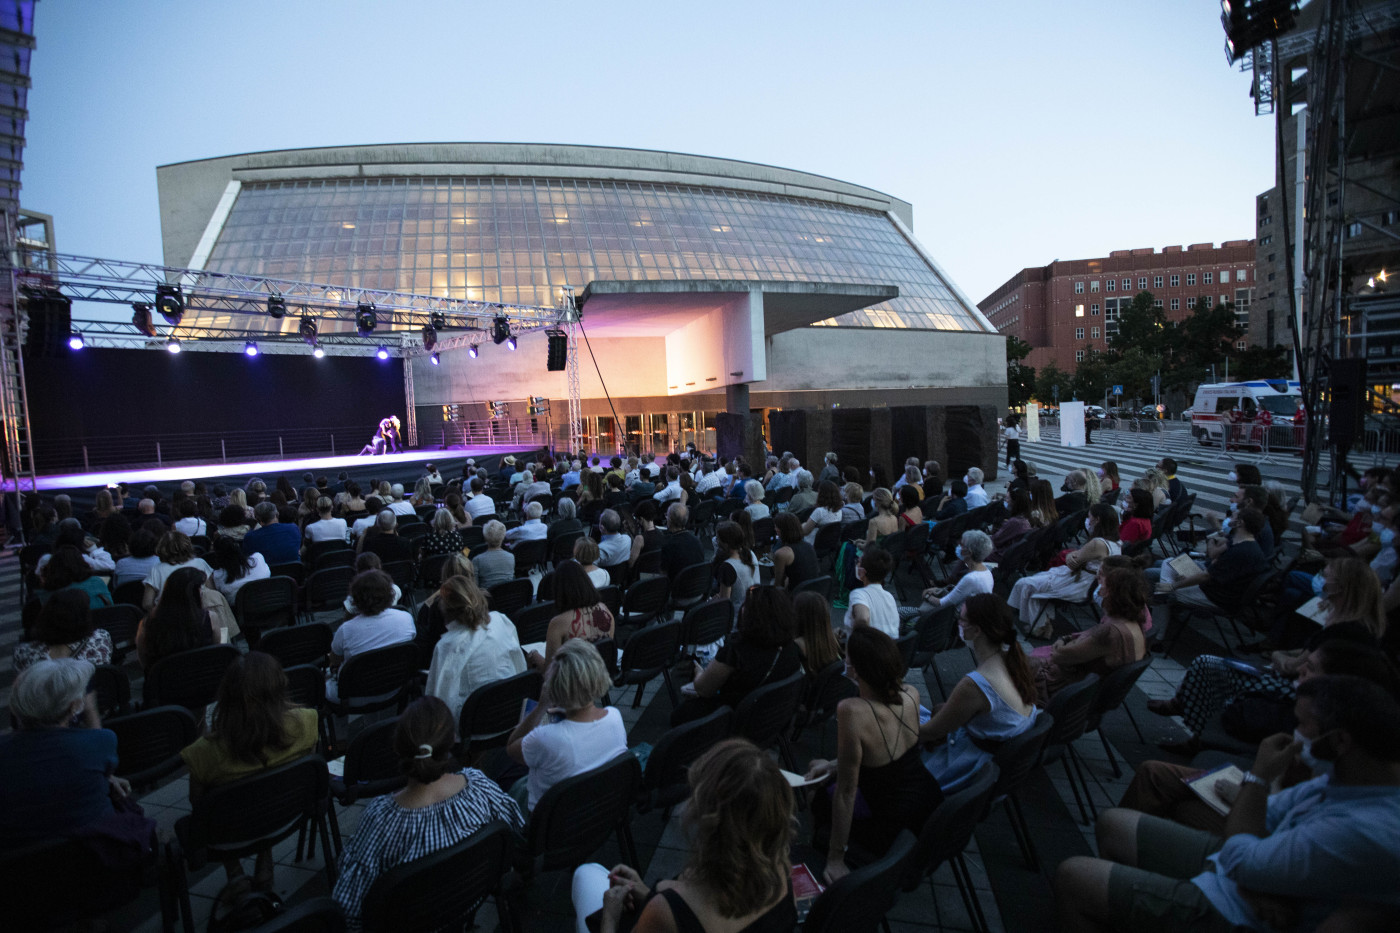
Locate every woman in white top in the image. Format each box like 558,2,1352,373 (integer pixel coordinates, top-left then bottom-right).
840,482,867,523
506,638,627,812
713,521,758,613
205,536,271,603
743,480,770,521
142,531,213,610
1008,503,1123,639
35,519,116,577
173,501,207,538
303,496,349,545
844,546,900,638
919,530,995,612
801,481,846,545
572,536,611,589
425,575,526,722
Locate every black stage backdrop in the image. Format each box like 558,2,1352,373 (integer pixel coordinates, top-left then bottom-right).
23,347,406,472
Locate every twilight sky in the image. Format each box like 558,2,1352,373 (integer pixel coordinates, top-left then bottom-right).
24,0,1274,307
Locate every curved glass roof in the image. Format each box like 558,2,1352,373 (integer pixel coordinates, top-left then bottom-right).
202,176,982,333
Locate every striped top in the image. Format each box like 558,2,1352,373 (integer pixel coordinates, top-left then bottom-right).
332,767,525,929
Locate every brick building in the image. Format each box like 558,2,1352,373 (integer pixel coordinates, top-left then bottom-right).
979,241,1257,372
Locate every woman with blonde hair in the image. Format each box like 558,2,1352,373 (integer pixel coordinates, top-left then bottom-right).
863,488,899,544
424,575,525,722
228,487,253,523
574,738,796,933
1080,467,1103,508
1143,468,1171,511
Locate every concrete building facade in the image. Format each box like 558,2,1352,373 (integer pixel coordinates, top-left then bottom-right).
979,242,1257,373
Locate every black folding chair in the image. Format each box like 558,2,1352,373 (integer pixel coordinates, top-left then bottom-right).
989,713,1054,871
457,669,542,759
901,761,1000,933
258,622,334,670
612,619,683,708
616,576,670,641
666,560,714,615
107,704,199,791
1040,675,1103,824
487,577,534,619
142,644,240,711
511,538,549,576
92,663,132,719
510,601,557,646
677,599,733,662
732,670,805,770
302,566,355,620
518,753,641,879
90,603,142,663
361,821,519,933
805,830,917,933
235,576,300,643
1086,657,1152,778
328,642,419,722
636,707,733,815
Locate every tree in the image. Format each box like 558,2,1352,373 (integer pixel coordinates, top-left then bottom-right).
1110,291,1170,357
1072,350,1112,402
1107,347,1164,406
1233,344,1292,382
1005,336,1036,409
1035,361,1070,406
1178,298,1244,380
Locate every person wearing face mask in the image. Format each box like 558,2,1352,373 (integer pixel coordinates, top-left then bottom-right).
1118,488,1154,546
901,531,994,629
1029,567,1149,706
1150,554,1384,756
802,626,944,884
1055,470,1090,516
1119,643,1399,834
963,467,989,508
844,547,900,638
1098,461,1122,503
919,594,1040,792
1057,675,1400,933
1009,503,1123,639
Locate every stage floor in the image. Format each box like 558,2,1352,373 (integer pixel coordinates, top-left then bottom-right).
13,446,530,492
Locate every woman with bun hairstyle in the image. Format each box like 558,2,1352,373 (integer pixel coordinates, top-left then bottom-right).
332,696,524,928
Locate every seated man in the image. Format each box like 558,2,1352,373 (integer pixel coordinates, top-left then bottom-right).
652,465,683,504
596,509,631,567
963,467,990,508
932,479,969,522
464,477,496,521
1157,457,1186,503
659,503,704,580
241,501,301,566
386,484,417,518
505,501,547,548
1162,506,1270,616
1056,674,1400,932
358,510,414,563
1055,470,1090,516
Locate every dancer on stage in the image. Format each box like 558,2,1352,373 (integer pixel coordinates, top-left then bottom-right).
358,415,403,455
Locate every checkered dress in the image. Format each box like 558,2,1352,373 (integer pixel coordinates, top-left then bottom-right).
332,768,525,929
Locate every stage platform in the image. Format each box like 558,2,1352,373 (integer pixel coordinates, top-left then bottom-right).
11,446,534,493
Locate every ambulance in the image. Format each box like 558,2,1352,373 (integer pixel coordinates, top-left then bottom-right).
1189,380,1303,447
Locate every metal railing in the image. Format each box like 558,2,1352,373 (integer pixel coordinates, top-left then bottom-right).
31,425,375,474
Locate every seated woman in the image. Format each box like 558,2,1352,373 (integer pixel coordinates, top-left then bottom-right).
863,488,900,545
425,575,526,722
921,594,1040,792
771,512,820,592
1098,461,1121,503
743,480,770,521
897,484,924,527
471,520,516,590
215,504,252,543
142,531,212,610
14,589,113,672
674,585,803,725
205,535,271,605
1148,555,1386,755
34,519,116,576
713,521,759,614
333,696,525,927
844,546,900,638
136,566,214,670
1009,503,1122,639
1030,566,1148,706
628,500,665,571
32,546,114,618
1118,487,1155,545
572,536,610,589
0,658,122,847
1028,478,1060,529
794,590,842,674
1007,459,1032,496
114,526,160,589
804,627,943,883
989,488,1034,563
910,530,996,620
506,639,627,812
840,481,867,523
573,738,796,933
421,508,467,558
527,560,615,671
180,652,318,891
801,480,846,543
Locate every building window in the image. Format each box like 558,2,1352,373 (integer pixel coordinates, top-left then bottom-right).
1153,299,1163,309
1384,210,1398,226
1076,349,1085,362
1137,277,1148,289
1076,327,1085,340
1121,278,1131,290
1235,339,1247,351
1153,276,1163,288
1187,297,1197,309
1204,272,1213,284
1091,303,1100,315
1220,294,1228,306
1345,222,1362,238
1221,270,1231,283
1268,272,1276,281
1075,304,1085,317
1261,235,1272,245
1090,280,1100,292
1259,196,1269,213
1106,279,1116,292
1091,326,1100,338
1074,281,1085,294
1262,215,1272,225
1187,273,1197,286
1171,298,1180,310
1170,274,1179,287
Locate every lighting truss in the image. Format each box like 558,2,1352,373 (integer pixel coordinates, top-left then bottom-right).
64,318,417,356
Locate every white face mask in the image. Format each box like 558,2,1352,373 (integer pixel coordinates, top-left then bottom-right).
1295,728,1335,777
964,475,971,485
954,544,964,561
958,624,975,648
1084,517,1093,533
1222,517,1235,535
1228,471,1238,483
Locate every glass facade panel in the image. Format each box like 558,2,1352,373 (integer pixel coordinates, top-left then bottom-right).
203,176,980,333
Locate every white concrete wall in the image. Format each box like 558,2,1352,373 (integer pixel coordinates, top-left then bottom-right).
663,290,765,395
755,328,1005,392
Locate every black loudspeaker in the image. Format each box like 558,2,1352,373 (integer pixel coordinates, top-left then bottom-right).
24,289,72,358
546,332,567,371
1328,357,1368,450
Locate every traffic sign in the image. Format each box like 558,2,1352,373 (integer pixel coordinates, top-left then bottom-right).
1112,385,1123,396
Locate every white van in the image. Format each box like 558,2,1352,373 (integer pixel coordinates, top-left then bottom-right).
1190,380,1303,446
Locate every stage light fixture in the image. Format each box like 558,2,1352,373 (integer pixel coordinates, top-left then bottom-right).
299,316,318,346
429,311,445,330
1221,0,1296,64
267,295,286,319
376,345,390,360
131,302,157,337
155,285,184,326
356,303,378,336
430,351,440,365
422,324,437,351
468,343,479,359
506,335,518,351
491,315,510,345
244,341,260,357
68,332,84,350
312,344,325,359
165,336,182,353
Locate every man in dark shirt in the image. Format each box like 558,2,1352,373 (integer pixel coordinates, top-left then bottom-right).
933,479,969,522
241,501,302,566
1157,457,1186,503
1168,506,1269,616
660,503,705,580
359,510,415,564
1055,470,1090,516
